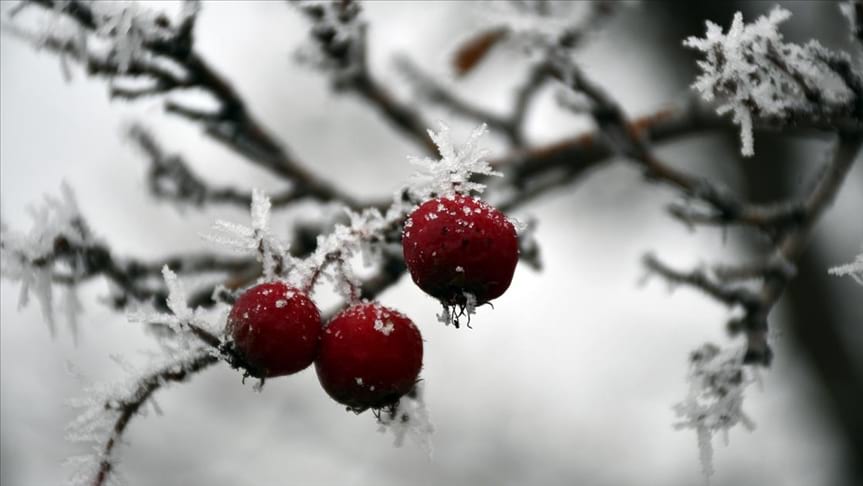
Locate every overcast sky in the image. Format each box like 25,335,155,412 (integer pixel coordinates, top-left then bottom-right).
2,2,862,486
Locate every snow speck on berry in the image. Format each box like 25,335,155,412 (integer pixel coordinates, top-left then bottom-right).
228,281,322,378
316,302,423,411
403,194,518,327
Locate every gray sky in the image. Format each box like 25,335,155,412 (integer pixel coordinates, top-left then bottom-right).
1,2,861,485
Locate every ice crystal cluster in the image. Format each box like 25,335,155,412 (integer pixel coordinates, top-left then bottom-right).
203,189,289,281
64,350,206,486
127,266,221,339
377,383,435,456
8,0,198,78
292,0,365,85
205,123,501,302
673,343,756,482
86,0,196,72
829,246,863,285
0,183,88,339
475,0,600,53
684,7,855,156
408,122,500,199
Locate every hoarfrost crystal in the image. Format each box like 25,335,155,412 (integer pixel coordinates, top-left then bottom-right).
0,183,90,338
378,383,435,456
673,343,756,482
202,189,290,281
408,122,500,199
684,7,855,156
829,245,863,285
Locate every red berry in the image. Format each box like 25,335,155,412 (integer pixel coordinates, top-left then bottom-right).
228,281,322,377
402,194,518,307
315,303,423,410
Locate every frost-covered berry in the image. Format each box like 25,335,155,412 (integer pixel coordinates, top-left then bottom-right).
315,303,423,410
227,281,322,377
402,194,518,309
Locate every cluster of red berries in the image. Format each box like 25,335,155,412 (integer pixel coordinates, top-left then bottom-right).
227,281,423,410
226,194,518,410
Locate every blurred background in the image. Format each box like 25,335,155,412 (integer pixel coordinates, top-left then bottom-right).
1,1,861,485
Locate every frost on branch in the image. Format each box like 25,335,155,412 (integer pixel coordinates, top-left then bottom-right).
684,7,856,156
468,1,611,56
408,122,500,199
49,121,499,483
290,207,389,301
292,0,365,87
377,383,435,456
7,0,199,78
86,0,195,73
208,124,503,303
0,183,89,339
202,189,290,281
65,350,210,486
829,246,863,285
126,266,219,342
242,125,502,304
673,343,756,481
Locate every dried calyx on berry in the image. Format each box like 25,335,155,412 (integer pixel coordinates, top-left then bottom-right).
402,194,518,327
227,281,322,378
315,302,423,412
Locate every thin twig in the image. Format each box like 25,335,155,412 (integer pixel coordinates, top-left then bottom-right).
92,351,218,486
17,0,360,207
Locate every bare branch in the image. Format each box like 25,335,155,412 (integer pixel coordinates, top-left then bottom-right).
757,134,863,310
91,351,218,486
395,57,520,144
643,135,861,364
291,0,436,154
543,56,831,239
541,49,861,365
126,124,308,208
1,225,252,312
13,0,360,207
642,254,761,308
